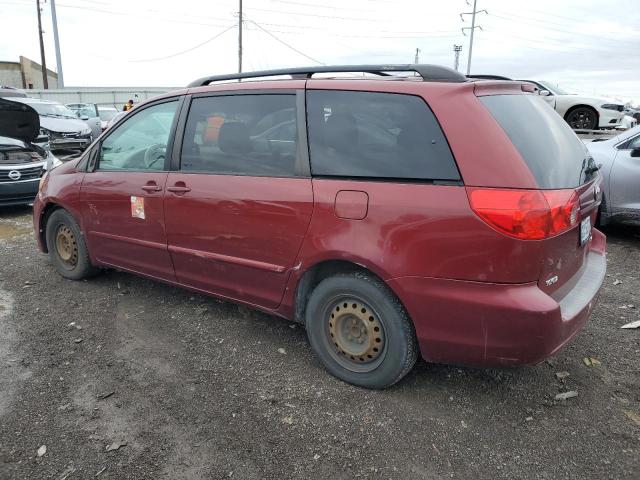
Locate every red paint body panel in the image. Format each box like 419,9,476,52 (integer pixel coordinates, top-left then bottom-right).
389,230,606,364
297,179,543,283
163,173,313,308
33,159,84,251
79,171,176,281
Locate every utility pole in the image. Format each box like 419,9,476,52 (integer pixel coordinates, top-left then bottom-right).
238,0,243,74
36,0,49,89
453,44,462,71
460,0,487,75
50,0,64,87
414,48,420,64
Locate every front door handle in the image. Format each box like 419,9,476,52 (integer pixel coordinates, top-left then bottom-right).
141,184,162,192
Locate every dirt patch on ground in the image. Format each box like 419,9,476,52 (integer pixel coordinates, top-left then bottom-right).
0,207,638,479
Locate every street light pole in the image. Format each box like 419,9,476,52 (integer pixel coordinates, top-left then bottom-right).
238,0,243,74
453,44,462,71
50,0,64,87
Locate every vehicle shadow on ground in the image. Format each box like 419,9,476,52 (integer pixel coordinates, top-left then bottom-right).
96,266,551,406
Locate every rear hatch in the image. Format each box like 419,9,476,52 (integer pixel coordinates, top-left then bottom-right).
474,93,602,296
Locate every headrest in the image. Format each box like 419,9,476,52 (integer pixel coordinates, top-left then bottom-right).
218,121,252,154
324,110,358,151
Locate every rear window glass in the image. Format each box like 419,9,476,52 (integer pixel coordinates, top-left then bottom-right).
306,90,460,181
480,94,593,188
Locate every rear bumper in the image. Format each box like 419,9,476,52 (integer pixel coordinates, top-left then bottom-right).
0,179,39,206
388,230,606,366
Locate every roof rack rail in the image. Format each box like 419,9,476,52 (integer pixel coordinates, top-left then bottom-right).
467,74,513,81
188,64,467,87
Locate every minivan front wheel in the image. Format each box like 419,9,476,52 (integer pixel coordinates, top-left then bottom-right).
46,209,98,280
305,272,418,389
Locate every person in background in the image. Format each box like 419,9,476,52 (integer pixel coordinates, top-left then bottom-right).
122,99,134,112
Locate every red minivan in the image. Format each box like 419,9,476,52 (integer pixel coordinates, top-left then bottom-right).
33,65,606,389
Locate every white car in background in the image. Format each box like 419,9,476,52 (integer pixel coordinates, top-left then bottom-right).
517,79,626,130
620,115,637,130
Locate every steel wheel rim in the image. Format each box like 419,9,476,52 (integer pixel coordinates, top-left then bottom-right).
55,225,78,269
325,296,386,373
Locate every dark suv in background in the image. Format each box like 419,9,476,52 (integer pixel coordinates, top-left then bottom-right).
33,65,606,388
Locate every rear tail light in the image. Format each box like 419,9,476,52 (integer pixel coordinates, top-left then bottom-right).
467,188,580,240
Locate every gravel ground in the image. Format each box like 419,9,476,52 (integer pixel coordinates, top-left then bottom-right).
0,206,638,480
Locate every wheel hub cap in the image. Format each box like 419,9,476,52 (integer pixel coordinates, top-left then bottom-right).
55,225,78,267
328,299,385,364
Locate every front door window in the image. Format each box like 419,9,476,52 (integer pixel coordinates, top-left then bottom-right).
99,101,178,171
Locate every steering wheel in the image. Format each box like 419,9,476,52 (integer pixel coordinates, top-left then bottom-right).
143,143,166,169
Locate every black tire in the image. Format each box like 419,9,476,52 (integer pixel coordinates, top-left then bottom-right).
305,272,418,389
596,194,610,228
565,106,598,130
45,209,99,280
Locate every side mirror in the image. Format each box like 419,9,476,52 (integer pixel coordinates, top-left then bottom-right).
80,115,90,121
631,146,640,157
538,90,551,97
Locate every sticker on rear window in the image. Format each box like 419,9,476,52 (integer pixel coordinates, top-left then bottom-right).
131,196,145,220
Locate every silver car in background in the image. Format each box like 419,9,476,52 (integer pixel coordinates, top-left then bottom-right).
587,125,640,226
66,102,102,139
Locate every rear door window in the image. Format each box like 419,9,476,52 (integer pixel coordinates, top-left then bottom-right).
306,90,460,181
180,94,304,177
480,94,594,188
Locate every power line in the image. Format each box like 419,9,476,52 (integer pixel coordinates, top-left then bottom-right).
270,0,368,12
127,24,237,62
487,11,639,47
245,6,388,23
238,17,460,37
247,24,460,39
246,19,325,65
54,2,234,28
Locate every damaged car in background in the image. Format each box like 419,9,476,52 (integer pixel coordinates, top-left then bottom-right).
1,97,93,153
0,98,62,206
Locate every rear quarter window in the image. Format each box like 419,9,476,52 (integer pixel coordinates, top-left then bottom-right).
480,94,594,188
306,90,460,181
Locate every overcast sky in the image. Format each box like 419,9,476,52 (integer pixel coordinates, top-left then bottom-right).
1,0,639,104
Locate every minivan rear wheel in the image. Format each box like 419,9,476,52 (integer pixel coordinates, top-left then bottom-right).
305,272,418,389
46,209,99,280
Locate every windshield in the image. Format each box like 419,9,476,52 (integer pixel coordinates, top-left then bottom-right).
99,109,119,121
17,100,77,119
480,94,595,188
538,81,572,96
